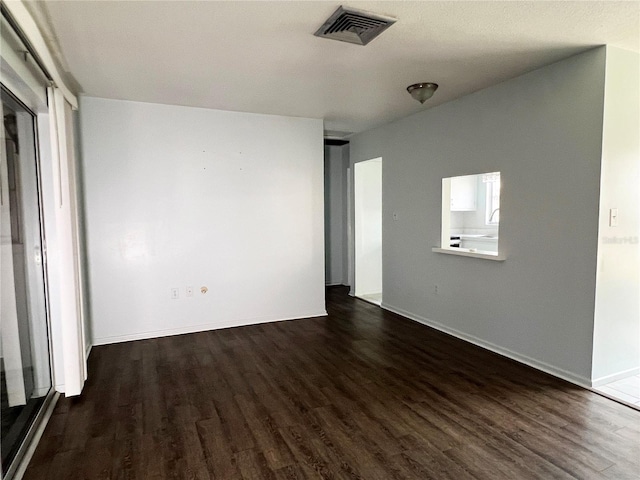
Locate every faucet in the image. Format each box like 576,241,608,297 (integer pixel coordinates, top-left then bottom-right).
489,208,500,223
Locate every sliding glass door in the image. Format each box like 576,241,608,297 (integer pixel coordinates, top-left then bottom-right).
1,86,52,476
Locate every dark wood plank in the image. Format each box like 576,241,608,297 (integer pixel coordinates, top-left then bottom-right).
24,286,640,479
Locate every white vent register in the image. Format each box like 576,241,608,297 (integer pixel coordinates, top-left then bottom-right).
314,6,396,46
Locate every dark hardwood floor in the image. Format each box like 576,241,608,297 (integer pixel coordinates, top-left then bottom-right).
25,286,640,479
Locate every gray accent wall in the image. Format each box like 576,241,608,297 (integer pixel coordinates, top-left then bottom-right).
350,48,608,385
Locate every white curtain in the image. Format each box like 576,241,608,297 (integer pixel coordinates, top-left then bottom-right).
47,86,87,396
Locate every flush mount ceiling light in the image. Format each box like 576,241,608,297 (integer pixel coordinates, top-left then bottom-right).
407,83,439,104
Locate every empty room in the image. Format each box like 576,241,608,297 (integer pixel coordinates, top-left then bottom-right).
1,1,639,479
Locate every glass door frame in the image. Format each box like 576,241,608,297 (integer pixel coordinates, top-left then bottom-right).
1,84,57,480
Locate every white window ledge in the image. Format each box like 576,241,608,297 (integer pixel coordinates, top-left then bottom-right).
432,247,506,261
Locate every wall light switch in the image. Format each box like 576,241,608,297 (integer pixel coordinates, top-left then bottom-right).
186,286,193,297
392,212,398,221
609,208,618,227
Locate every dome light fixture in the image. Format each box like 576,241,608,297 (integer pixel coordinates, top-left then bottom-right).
407,83,439,104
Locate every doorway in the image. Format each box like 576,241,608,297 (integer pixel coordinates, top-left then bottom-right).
354,158,382,305
1,86,53,476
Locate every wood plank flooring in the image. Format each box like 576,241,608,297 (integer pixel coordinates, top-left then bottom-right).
24,286,640,479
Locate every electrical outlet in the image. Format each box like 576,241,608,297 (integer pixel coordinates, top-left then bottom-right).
171,288,179,299
186,286,194,297
434,285,439,295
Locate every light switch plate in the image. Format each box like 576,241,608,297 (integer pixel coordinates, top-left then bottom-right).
609,208,618,227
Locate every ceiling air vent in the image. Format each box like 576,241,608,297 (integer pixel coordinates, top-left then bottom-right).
314,6,396,46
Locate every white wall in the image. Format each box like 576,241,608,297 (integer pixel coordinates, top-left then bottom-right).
79,97,325,345
350,48,607,385
354,158,382,297
592,46,640,385
324,145,348,285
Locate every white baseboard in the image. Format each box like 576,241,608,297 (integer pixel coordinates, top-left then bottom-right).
381,302,592,389
85,343,92,361
591,366,640,387
92,310,328,346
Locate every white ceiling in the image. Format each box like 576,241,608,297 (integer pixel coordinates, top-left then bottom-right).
37,1,640,136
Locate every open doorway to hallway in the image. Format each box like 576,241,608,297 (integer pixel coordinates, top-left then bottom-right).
324,141,349,289
354,157,382,305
